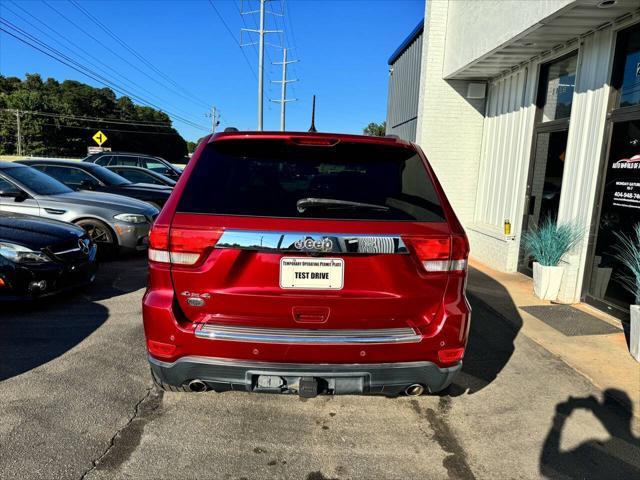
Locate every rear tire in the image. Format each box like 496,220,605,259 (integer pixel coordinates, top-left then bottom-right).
74,218,117,256
150,367,190,392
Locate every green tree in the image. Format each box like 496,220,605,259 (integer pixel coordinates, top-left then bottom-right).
0,74,188,160
363,121,386,136
186,141,198,153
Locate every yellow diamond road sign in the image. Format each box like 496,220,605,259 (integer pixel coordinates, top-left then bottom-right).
92,130,107,146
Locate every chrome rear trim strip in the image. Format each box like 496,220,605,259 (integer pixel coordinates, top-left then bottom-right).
195,324,421,345
215,230,408,254
53,247,82,255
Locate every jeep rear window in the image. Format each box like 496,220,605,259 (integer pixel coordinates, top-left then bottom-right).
177,139,446,222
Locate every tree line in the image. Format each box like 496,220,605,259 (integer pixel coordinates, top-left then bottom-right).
0,74,190,161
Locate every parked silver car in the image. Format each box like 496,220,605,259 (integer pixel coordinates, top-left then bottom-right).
0,162,158,253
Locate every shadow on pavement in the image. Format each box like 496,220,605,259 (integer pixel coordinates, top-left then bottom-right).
0,254,148,381
540,390,640,478
445,267,523,396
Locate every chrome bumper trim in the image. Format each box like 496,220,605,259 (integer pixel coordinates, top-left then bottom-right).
194,324,421,345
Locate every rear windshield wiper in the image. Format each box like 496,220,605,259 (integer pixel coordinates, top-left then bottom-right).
296,197,389,213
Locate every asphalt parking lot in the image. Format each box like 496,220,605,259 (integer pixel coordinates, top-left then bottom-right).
1,256,639,480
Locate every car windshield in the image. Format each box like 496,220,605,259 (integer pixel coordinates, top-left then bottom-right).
88,165,131,186
6,165,73,195
177,139,445,221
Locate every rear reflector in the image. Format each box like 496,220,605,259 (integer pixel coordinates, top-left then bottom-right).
147,339,176,358
148,225,222,265
438,347,465,365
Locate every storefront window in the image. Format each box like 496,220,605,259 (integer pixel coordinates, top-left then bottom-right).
616,24,640,108
539,54,577,122
588,120,640,310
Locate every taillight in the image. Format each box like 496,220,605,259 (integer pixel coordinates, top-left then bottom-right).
450,234,469,272
149,225,223,265
404,235,469,273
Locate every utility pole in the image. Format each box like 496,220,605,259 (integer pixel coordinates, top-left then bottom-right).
206,106,220,133
257,0,265,131
241,0,282,131
270,48,298,131
15,109,22,156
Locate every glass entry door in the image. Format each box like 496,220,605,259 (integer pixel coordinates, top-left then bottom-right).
519,52,576,275
587,119,640,315
585,22,640,319
518,128,568,274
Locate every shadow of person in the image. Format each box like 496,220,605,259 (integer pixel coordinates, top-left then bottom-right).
540,390,640,479
442,267,524,396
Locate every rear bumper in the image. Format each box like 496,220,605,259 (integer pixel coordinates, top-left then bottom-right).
115,221,151,251
0,258,97,301
148,355,461,395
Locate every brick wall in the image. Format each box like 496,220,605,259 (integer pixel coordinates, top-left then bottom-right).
416,0,485,226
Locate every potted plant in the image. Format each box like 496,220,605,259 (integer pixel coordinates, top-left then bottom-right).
613,224,640,362
522,217,583,301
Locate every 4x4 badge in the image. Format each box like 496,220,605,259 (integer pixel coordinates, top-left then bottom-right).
294,237,333,252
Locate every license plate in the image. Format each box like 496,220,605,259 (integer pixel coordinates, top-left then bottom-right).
279,257,344,290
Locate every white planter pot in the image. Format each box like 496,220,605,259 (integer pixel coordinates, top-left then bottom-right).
630,305,640,362
532,262,564,301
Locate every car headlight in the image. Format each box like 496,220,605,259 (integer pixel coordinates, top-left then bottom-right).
114,213,148,224
0,242,51,264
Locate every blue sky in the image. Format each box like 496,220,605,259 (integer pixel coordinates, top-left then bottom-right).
0,0,424,141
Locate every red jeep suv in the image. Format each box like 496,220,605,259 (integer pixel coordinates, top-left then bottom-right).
143,132,470,397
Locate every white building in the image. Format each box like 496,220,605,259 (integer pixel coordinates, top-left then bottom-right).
388,0,640,319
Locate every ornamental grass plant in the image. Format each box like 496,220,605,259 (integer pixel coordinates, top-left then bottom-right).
613,223,640,305
522,217,583,267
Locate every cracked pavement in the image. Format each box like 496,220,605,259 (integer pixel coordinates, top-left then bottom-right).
1,256,639,479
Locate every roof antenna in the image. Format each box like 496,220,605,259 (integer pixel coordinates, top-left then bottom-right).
308,95,317,133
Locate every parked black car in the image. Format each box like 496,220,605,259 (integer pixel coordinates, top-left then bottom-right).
106,165,177,187
83,152,182,180
19,160,172,209
0,211,97,301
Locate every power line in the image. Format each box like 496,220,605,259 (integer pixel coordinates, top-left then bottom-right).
67,0,210,110
283,0,299,53
3,1,197,119
208,0,258,80
42,0,208,113
0,19,209,132
236,0,258,57
1,109,174,127
282,0,300,97
0,119,184,136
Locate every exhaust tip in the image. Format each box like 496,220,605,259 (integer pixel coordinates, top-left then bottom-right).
405,384,425,396
188,379,208,392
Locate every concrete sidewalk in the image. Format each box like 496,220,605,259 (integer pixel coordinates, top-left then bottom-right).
467,260,640,417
